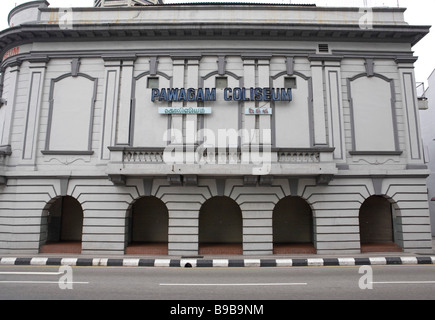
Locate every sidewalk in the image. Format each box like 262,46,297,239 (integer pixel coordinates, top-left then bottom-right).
1,239,434,268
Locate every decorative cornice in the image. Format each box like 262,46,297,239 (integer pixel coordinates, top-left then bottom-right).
241,53,272,60
170,53,202,60
308,54,344,61
101,53,137,61
0,22,429,58
395,56,419,64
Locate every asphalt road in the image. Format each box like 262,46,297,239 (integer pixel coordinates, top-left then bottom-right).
0,264,434,302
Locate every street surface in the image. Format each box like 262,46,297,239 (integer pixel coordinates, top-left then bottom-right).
0,264,434,302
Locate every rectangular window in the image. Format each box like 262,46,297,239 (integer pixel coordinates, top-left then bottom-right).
147,77,159,89
215,77,228,89
284,77,297,89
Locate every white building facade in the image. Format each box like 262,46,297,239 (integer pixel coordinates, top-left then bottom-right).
420,70,435,236
0,1,432,256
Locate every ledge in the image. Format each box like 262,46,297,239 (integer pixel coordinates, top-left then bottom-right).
41,150,94,155
108,146,164,152
274,147,335,152
349,150,403,156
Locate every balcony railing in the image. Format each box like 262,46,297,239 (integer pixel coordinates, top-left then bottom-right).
123,148,164,163
277,149,321,163
108,146,334,164
106,146,337,186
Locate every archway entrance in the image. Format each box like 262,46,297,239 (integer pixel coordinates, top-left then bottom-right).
125,196,169,255
40,196,83,254
359,195,401,253
199,196,243,255
273,196,316,254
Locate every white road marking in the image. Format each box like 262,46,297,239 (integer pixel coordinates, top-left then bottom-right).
160,282,307,286
0,280,88,284
372,281,435,285
0,270,88,285
0,271,62,275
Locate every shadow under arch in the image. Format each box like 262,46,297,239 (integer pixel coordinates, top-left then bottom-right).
273,195,316,254
199,196,243,255
125,196,169,255
359,195,402,253
39,195,83,254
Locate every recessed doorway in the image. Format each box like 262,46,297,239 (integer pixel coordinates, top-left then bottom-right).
125,196,169,255
40,196,83,254
273,196,316,254
359,195,402,253
199,196,243,255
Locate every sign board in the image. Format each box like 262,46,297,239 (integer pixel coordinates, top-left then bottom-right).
158,107,212,114
151,87,292,102
245,108,272,115
2,46,19,62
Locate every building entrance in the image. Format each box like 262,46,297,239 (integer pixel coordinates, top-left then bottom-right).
125,196,169,255
273,196,316,254
199,196,243,255
40,196,83,254
359,195,402,252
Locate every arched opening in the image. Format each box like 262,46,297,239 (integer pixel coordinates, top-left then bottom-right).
199,196,243,255
40,196,83,254
359,195,402,253
125,196,169,255
273,196,316,254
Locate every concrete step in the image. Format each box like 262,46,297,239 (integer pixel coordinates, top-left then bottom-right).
361,242,402,253
125,243,168,255
40,241,82,254
199,243,243,255
273,243,316,254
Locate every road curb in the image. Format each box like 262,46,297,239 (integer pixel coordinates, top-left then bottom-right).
1,256,435,268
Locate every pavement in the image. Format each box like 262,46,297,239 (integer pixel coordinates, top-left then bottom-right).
1,238,434,268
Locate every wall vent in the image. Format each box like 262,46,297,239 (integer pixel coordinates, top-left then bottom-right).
318,44,330,53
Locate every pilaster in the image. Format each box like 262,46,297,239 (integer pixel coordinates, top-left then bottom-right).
21,56,48,166
0,61,21,147
396,58,424,166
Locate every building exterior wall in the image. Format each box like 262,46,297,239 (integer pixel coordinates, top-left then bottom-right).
0,176,431,255
420,70,435,236
0,1,432,255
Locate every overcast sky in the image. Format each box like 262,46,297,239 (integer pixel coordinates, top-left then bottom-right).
0,0,434,85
